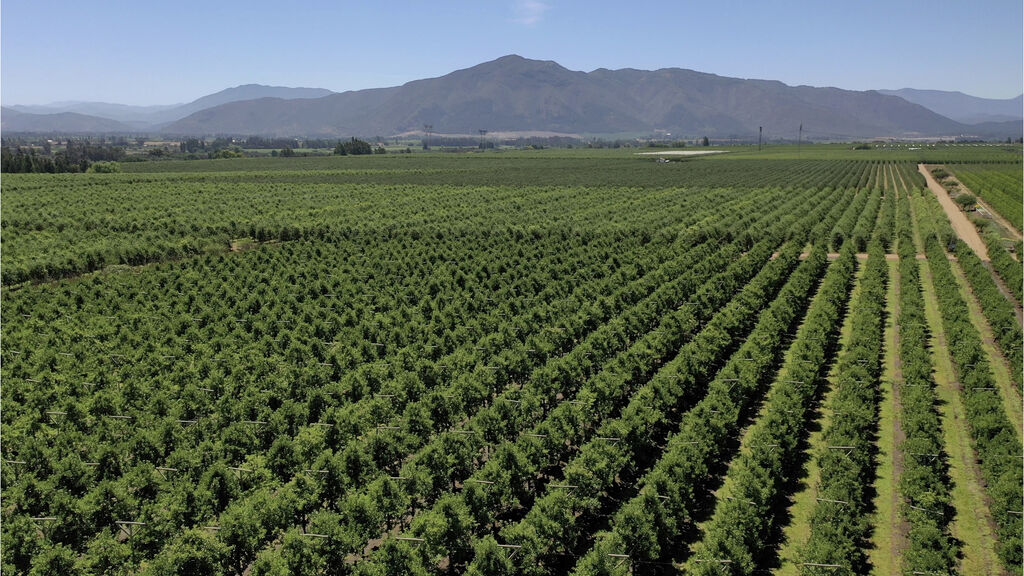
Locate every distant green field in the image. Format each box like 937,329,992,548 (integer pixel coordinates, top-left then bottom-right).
949,162,1024,232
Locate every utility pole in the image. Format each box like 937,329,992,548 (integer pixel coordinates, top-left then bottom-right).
798,123,803,155
758,126,762,152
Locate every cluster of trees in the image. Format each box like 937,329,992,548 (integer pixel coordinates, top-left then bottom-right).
872,182,896,250
799,240,888,572
5,158,969,574
918,192,1024,572
1,142,125,173
333,138,381,156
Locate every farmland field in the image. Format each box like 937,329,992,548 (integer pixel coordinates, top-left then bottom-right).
2,145,1021,575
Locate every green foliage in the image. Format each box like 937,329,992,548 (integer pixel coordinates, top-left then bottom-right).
953,192,977,209
3,155,1014,574
334,137,373,155
950,162,1024,232
86,161,122,173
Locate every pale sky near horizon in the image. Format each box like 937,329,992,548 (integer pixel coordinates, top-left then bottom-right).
2,0,1021,105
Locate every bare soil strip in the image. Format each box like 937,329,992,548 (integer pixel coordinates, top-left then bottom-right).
918,164,990,260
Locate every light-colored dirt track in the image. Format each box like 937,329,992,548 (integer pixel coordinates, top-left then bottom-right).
918,165,990,261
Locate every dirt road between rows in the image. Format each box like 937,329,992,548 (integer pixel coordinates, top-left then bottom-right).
918,165,990,261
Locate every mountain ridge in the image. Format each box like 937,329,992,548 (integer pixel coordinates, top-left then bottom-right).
877,88,1022,124
5,57,1022,139
166,55,1006,139
4,84,335,128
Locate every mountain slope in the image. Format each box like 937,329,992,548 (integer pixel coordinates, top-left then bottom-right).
1,107,135,133
878,88,1023,124
164,55,980,139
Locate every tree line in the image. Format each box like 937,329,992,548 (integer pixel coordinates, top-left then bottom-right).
1,142,124,173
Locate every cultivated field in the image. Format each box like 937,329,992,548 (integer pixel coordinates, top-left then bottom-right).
2,145,1021,575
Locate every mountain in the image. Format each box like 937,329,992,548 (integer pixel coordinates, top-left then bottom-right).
6,85,335,127
9,102,182,124
167,85,335,123
878,88,1023,124
164,55,1004,139
1,107,135,133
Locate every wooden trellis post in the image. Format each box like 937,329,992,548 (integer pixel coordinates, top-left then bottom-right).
497,544,522,560
115,520,145,539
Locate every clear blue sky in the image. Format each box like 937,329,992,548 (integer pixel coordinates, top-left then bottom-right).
3,0,1021,105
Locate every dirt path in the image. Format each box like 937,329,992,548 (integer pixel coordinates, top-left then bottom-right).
918,164,990,261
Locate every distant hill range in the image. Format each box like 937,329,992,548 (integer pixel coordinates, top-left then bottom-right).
4,57,1022,139
3,85,334,131
1,107,135,133
878,88,1022,124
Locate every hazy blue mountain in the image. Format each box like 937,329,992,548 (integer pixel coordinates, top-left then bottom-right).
1,107,135,133
878,88,1023,124
6,85,335,127
165,55,1007,139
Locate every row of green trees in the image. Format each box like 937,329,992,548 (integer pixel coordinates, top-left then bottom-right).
569,247,832,575
953,242,1023,389
799,240,888,572
918,191,1024,573
981,229,1023,303
478,241,805,575
894,191,960,573
685,247,856,574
